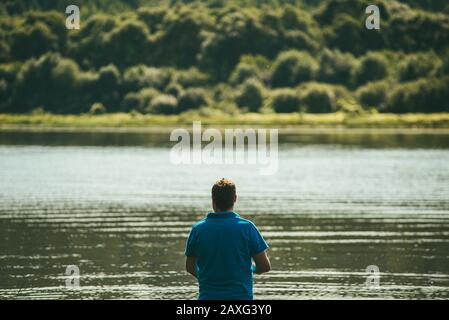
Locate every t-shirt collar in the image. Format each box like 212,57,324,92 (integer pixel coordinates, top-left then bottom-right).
207,211,239,219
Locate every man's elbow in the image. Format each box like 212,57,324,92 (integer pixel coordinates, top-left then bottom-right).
256,263,271,274
261,264,271,274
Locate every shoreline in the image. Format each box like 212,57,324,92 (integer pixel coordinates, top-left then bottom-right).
1,112,449,134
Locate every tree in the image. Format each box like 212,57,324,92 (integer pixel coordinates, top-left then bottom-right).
11,22,58,60
178,88,208,112
271,50,318,87
397,52,441,82
11,53,95,113
103,21,152,68
94,64,121,110
272,89,300,113
151,7,210,68
318,49,356,85
353,52,388,87
229,62,261,85
149,94,178,114
235,78,265,112
356,80,389,108
199,9,281,81
123,65,170,92
300,86,336,113
386,77,449,113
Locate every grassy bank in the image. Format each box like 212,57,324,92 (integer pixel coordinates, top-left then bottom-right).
1,112,449,130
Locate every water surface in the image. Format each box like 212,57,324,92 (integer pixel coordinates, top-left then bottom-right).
0,130,448,299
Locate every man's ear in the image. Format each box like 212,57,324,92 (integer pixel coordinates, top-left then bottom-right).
234,194,237,203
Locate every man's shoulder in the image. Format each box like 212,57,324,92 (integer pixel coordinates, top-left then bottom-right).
190,218,207,231
235,215,257,228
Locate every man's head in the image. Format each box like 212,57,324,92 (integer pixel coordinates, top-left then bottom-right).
211,178,237,212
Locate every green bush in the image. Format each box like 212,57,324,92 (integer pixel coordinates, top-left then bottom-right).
95,64,121,110
121,88,159,113
178,88,208,112
137,7,166,32
102,21,152,68
123,65,170,92
353,52,389,87
229,62,261,85
235,78,265,112
271,50,318,87
385,77,449,113
356,81,389,109
149,94,178,114
0,79,8,111
300,86,336,113
165,82,184,98
173,68,209,88
318,49,356,85
442,55,449,76
11,22,58,60
272,89,300,113
11,53,95,113
397,52,441,82
89,102,107,114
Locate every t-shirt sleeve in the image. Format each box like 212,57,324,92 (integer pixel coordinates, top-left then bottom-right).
248,222,269,256
184,226,197,257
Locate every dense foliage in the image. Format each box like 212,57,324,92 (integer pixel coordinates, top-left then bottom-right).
1,0,448,114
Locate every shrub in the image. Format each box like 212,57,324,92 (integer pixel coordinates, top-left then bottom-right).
235,78,265,112
122,88,160,113
10,22,59,60
318,49,357,85
272,89,300,113
284,30,319,53
149,94,178,114
123,65,170,92
385,77,449,113
165,82,184,98
137,7,166,31
11,53,94,113
173,68,208,88
0,79,8,111
98,64,121,89
300,86,336,113
397,52,441,82
213,83,234,103
441,55,449,76
178,88,208,112
271,50,318,87
95,64,121,110
356,81,389,109
103,21,152,68
353,52,389,87
89,102,107,114
229,63,261,85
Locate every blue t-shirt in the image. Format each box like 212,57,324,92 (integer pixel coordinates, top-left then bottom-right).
185,211,269,300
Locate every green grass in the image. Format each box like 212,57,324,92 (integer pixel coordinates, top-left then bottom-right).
1,112,449,130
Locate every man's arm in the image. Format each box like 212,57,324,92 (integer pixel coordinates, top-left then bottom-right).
252,250,271,274
185,256,197,278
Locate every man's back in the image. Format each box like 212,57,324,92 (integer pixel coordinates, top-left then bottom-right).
185,211,268,300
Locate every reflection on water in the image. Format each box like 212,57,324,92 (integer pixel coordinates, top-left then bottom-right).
0,130,448,299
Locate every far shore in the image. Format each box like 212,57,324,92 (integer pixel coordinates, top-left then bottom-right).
1,112,449,134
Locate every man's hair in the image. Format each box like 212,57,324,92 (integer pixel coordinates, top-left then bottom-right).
212,178,236,211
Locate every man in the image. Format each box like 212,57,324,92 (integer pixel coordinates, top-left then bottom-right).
185,178,271,300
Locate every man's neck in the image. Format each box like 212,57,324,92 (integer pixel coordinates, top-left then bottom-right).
214,208,233,213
